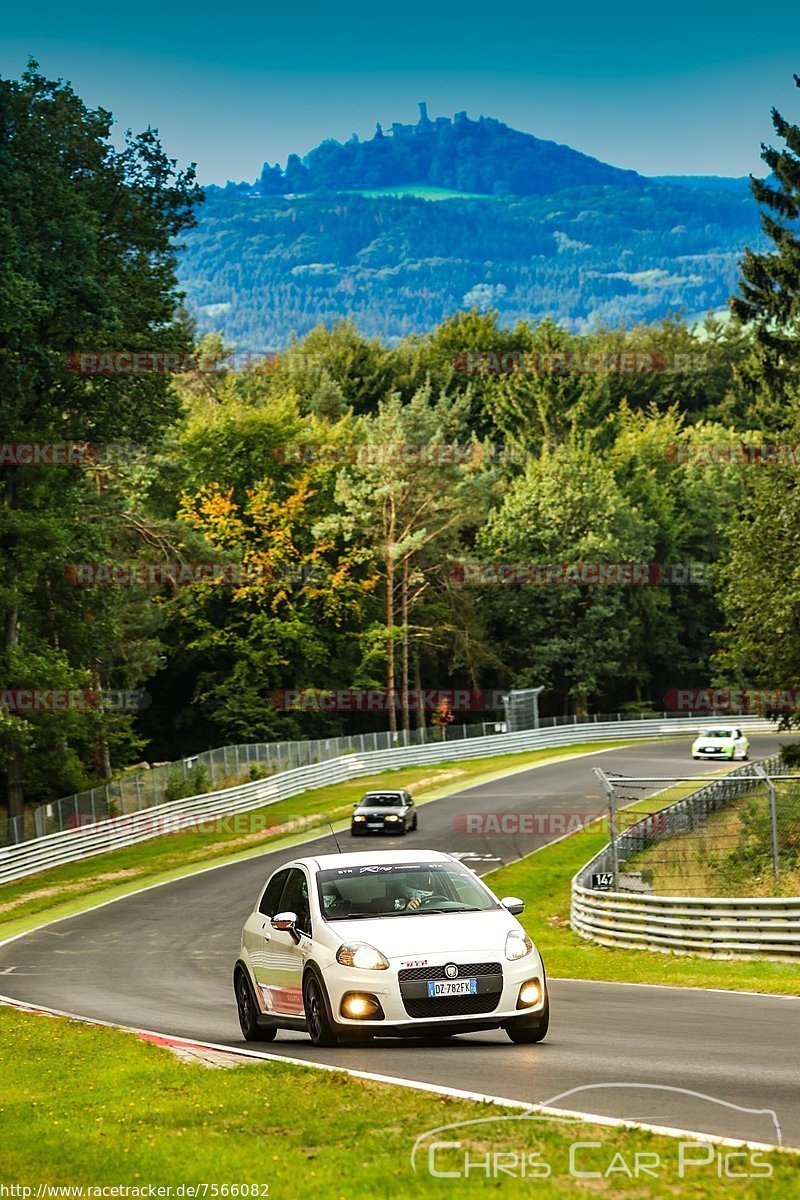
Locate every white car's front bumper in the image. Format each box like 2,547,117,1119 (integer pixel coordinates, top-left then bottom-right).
322,950,546,1032
692,743,736,758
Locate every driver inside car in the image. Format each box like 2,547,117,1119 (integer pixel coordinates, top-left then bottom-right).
386,873,431,912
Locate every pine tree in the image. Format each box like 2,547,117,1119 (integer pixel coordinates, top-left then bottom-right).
731,73,800,428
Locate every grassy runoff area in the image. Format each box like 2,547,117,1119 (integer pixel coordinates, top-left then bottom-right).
0,741,636,942
0,1004,795,1198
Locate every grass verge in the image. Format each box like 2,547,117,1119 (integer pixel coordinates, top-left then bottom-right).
0,741,635,943
485,784,800,995
0,1005,795,1197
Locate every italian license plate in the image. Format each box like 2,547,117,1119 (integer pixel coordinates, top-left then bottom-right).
426,978,477,998
367,822,383,828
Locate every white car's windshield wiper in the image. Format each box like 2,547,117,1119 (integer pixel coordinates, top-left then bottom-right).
413,905,485,915
326,905,487,919
326,911,384,920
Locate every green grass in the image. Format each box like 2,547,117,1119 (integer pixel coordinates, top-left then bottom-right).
0,742,635,943
0,1006,795,1197
485,784,800,995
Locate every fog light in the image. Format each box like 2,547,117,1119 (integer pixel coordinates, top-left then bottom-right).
517,979,542,1008
340,992,382,1020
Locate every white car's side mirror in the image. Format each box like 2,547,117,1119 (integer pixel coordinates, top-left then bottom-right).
271,910,297,932
500,896,525,915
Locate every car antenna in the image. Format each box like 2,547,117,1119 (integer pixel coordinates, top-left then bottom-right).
328,822,344,853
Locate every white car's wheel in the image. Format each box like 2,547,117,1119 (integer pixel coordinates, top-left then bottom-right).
505,993,549,1044
303,971,338,1047
234,968,277,1042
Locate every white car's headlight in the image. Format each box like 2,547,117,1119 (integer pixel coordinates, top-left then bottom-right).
336,942,390,970
505,931,533,961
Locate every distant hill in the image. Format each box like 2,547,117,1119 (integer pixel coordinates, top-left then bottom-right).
177,108,765,348
256,104,646,197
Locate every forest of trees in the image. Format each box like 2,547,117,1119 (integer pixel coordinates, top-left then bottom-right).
179,182,764,348
2,66,800,827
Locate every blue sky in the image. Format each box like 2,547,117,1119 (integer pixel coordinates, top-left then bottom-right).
1,0,799,184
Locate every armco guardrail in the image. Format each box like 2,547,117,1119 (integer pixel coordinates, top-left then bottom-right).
0,715,773,886
571,892,800,959
571,754,800,960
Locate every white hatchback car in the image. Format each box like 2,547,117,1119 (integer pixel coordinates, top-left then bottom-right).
691,726,750,761
234,849,548,1046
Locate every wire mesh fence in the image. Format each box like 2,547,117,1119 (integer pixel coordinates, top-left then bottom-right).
589,758,800,897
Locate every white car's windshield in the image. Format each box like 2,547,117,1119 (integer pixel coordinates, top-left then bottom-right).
357,794,405,808
701,729,735,739
318,862,498,919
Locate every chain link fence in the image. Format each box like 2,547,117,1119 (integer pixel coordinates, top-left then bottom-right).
590,756,800,897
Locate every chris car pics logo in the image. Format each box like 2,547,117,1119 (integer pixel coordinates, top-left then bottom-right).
411,1084,781,1181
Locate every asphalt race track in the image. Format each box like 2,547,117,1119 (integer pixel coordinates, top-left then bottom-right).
2,736,799,1148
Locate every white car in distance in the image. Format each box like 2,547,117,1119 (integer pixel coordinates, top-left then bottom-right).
691,726,750,761
234,849,549,1046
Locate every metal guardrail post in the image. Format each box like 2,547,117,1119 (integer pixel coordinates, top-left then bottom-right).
755,763,781,884
593,766,619,888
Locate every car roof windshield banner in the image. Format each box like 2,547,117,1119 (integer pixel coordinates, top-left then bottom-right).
319,862,456,878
